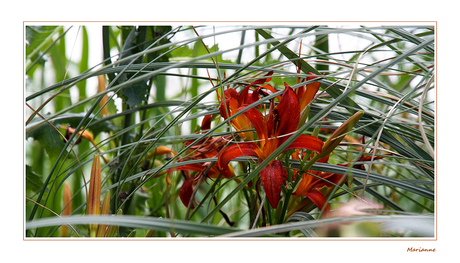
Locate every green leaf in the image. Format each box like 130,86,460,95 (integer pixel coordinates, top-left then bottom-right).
120,79,150,108
26,165,48,193
117,27,148,107
26,26,60,58
27,120,65,158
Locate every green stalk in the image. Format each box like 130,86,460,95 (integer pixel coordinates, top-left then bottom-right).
102,26,116,83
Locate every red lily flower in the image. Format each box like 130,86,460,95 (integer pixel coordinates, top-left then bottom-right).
218,84,324,208
167,116,235,208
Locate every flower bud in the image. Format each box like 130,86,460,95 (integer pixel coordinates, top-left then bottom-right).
86,155,101,237
319,111,364,159
59,182,72,237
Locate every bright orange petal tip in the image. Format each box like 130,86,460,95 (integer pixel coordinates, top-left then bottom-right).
306,189,330,216
147,146,176,159
217,143,263,177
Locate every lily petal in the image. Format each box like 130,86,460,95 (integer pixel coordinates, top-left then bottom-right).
201,114,213,131
246,71,274,89
273,83,300,144
260,160,285,208
242,107,267,142
179,178,195,209
219,88,239,120
252,84,282,104
167,163,203,176
239,71,274,105
218,142,263,177
167,163,223,179
306,189,330,216
301,73,321,110
282,134,324,154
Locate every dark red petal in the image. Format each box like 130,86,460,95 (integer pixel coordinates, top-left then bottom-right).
220,88,240,120
239,85,252,106
260,160,285,208
224,88,240,100
247,71,274,88
306,72,318,81
312,172,346,190
179,178,195,208
236,73,274,108
201,114,213,131
251,87,261,104
282,134,323,155
184,137,228,159
273,83,300,144
359,155,385,162
219,99,231,119
306,189,330,216
218,143,262,177
252,85,283,105
167,163,204,176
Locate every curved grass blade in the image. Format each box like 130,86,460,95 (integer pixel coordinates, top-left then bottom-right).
26,215,239,236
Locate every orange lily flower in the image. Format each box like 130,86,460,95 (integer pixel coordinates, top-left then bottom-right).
291,111,365,216
292,151,387,217
218,84,324,208
293,155,346,216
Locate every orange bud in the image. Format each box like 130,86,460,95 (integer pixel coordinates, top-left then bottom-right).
96,190,111,237
319,111,364,159
147,146,176,159
59,182,72,237
86,155,101,237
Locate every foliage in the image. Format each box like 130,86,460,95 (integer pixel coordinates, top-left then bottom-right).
25,25,435,238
